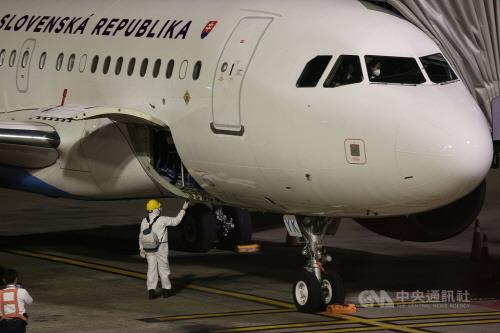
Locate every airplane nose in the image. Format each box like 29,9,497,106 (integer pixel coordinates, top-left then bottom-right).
396,116,492,203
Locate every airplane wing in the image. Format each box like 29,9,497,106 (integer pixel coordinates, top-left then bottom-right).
0,105,210,202
31,105,167,126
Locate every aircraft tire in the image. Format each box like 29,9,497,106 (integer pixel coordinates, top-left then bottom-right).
181,204,216,252
319,269,345,310
218,207,252,249
293,271,322,313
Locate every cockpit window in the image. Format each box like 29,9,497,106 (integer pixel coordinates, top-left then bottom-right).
420,53,458,83
365,55,426,84
324,55,363,88
296,55,332,87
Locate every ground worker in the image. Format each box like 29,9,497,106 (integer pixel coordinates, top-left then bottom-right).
139,199,189,299
0,269,33,333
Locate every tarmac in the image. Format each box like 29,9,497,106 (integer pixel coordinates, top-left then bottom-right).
0,171,499,332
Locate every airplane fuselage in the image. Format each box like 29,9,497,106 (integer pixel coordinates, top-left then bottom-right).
0,0,493,217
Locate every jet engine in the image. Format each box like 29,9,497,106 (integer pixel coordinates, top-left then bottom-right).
356,181,486,242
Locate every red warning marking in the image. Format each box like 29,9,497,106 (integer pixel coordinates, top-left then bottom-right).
60,89,68,106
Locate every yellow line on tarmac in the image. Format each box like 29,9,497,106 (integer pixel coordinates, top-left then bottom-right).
3,249,293,309
150,308,295,321
293,318,500,333
326,314,426,333
294,326,388,333
215,311,500,332
411,318,500,328
181,283,295,309
380,311,500,322
214,320,351,332
6,249,147,278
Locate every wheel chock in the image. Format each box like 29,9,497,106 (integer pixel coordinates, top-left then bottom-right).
235,244,261,253
326,304,357,314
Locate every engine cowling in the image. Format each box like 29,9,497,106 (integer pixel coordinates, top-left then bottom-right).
356,181,486,242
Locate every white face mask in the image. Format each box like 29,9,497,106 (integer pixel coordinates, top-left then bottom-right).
372,68,381,77
151,207,161,215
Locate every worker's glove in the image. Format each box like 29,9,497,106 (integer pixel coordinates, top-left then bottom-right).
140,249,146,258
182,200,189,210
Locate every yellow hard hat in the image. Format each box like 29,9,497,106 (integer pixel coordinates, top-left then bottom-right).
146,199,161,211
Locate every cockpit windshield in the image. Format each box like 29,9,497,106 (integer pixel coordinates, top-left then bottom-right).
365,55,426,84
420,53,458,84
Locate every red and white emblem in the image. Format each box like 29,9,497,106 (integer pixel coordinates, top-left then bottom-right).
201,20,218,39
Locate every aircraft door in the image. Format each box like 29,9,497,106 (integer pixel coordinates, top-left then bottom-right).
211,17,272,135
16,39,36,93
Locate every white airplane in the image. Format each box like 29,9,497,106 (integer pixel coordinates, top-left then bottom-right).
0,0,493,312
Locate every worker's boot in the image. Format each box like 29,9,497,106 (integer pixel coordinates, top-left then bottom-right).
162,288,172,298
148,289,157,300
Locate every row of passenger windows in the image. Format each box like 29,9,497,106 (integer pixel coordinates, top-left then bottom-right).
0,49,23,68
0,49,203,80
52,53,203,80
297,53,458,88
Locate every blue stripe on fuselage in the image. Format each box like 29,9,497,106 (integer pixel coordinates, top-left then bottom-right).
0,165,73,198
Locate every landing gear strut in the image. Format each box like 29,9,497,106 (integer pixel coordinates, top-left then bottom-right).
292,216,345,312
169,204,253,252
214,206,252,249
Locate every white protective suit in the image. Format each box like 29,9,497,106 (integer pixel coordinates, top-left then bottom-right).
139,207,186,290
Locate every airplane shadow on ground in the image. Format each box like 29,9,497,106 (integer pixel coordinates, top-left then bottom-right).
0,222,499,300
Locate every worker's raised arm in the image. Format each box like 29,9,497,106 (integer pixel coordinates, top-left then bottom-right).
164,201,189,227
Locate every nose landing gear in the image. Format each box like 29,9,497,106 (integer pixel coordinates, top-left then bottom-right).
292,217,345,312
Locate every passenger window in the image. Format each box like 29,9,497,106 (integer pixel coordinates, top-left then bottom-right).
0,49,5,66
152,59,161,78
115,57,123,75
56,53,64,71
79,54,87,73
9,50,17,67
324,55,363,88
193,61,202,80
420,53,458,83
127,58,136,76
67,54,76,72
296,56,332,87
166,59,174,79
91,55,99,73
103,56,111,74
21,50,29,68
39,52,47,69
365,55,426,84
140,58,148,77
179,60,188,79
